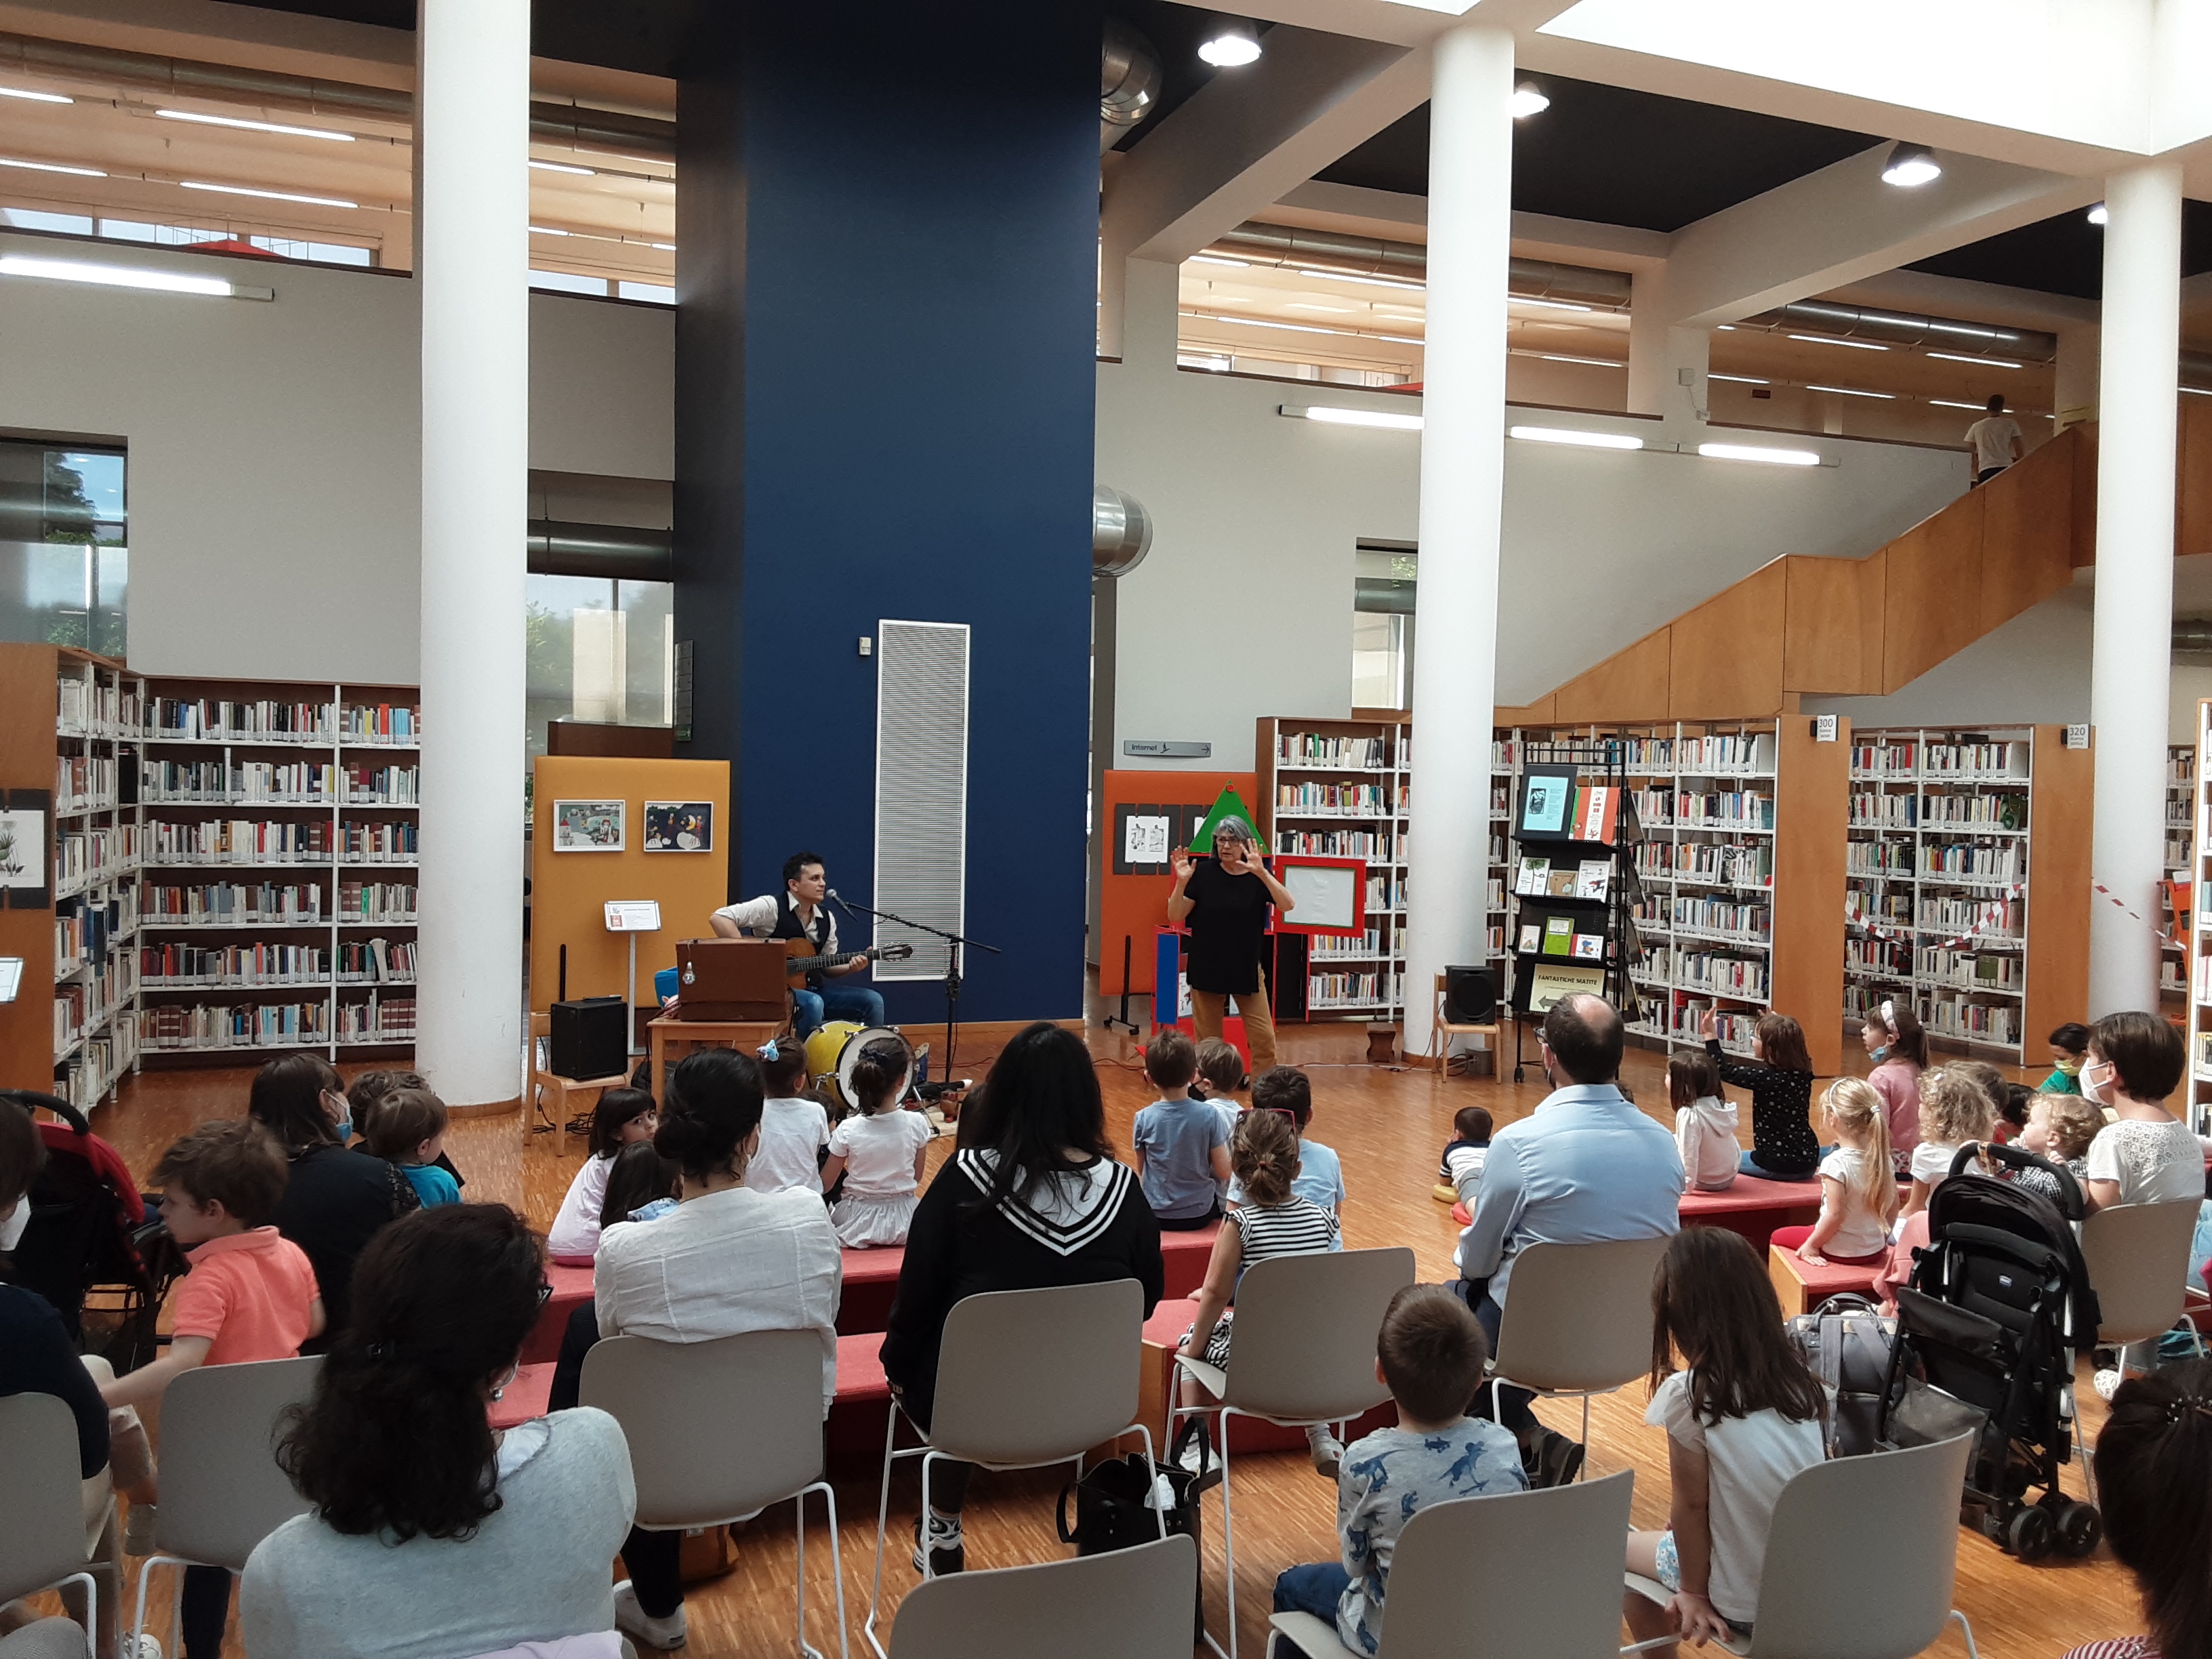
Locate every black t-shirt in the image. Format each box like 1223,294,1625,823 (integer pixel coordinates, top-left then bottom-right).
1183,857,1270,995
274,1143,417,1349
0,1284,109,1477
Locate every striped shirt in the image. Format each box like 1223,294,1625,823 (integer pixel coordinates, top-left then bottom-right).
2060,1642,2156,1659
1230,1195,1340,1284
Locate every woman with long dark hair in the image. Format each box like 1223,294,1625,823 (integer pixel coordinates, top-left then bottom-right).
247,1052,416,1347
241,1205,634,1658
882,1021,1164,1575
2062,1358,2212,1659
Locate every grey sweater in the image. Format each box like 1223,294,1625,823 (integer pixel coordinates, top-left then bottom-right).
240,1408,635,1659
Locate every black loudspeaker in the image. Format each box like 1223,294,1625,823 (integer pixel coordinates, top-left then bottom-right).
549,995,628,1081
1442,966,1496,1024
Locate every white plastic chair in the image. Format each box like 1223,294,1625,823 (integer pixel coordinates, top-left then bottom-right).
1623,1433,1980,1658
1488,1235,1674,1475
0,1393,102,1658
865,1279,1158,1659
583,1328,846,1659
2078,1197,2205,1503
1172,1246,1416,1659
889,1532,1197,1659
131,1355,321,1656
1266,1470,1633,1658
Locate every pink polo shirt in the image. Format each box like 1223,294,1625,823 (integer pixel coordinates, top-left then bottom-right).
169,1227,319,1364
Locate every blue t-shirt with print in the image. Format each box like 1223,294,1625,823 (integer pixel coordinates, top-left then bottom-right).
1132,1096,1229,1221
1336,1420,1525,1654
401,1162,461,1208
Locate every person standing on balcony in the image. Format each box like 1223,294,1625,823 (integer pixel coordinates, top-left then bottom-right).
1964,394,2023,485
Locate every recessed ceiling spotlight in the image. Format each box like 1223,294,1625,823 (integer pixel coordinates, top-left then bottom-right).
1197,20,1261,66
1881,142,1942,188
2088,203,2109,226
1509,82,1550,119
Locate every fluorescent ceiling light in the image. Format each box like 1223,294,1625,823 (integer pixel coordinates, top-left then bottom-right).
1198,22,1261,66
1189,255,1248,268
1808,384,1895,399
1292,405,1425,431
1511,425,1642,451
1788,333,1887,351
158,109,353,142
1926,352,2021,369
1298,268,1422,291
1699,443,1820,467
1288,302,1354,313
1197,313,1345,337
529,158,594,175
529,225,570,236
1538,354,1626,367
2183,386,2212,398
1509,83,1550,119
1929,399,1990,410
651,241,676,251
1376,334,1424,345
0,156,105,178
2088,203,2109,226
1881,142,1942,187
1926,321,2000,339
1513,295,1592,312
1708,373,1769,385
180,180,356,208
0,87,71,104
1381,0,1480,12
0,253,234,296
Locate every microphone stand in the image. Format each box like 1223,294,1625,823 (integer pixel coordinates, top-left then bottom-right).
830,891,1001,1073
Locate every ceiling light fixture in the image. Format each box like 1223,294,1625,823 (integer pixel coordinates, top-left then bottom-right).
1788,333,1887,351
0,156,105,178
1298,267,1423,291
1191,255,1248,268
1288,405,1425,431
1510,82,1550,119
158,109,354,142
1807,384,1895,399
0,87,72,104
1197,20,1261,66
1197,313,1347,337
2088,203,2109,226
0,253,238,296
1510,425,1642,450
1926,352,2022,369
529,225,571,236
1376,334,1425,345
1881,142,1942,188
1708,373,1769,385
651,242,676,251
1698,443,1821,467
1929,398,1992,410
180,180,356,208
1538,354,1626,367
2182,386,2212,398
1513,295,1593,312
529,158,594,176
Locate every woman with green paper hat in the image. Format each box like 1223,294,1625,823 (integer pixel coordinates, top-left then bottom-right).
1168,816,1294,1074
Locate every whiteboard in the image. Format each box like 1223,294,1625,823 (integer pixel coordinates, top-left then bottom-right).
1279,863,1359,931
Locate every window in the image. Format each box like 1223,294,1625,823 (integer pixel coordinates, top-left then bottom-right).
1352,544,1414,711
525,574,674,758
0,439,126,656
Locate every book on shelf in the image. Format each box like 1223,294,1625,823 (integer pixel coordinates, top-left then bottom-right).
1515,855,1551,896
1574,859,1610,900
1517,922,1542,954
1546,868,1578,897
1542,915,1574,958
1570,930,1605,961
1570,784,1619,844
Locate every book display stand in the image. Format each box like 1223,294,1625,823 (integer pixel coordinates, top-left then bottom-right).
2184,701,2212,1137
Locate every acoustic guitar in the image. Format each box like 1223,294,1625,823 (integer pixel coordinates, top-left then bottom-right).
784,937,914,988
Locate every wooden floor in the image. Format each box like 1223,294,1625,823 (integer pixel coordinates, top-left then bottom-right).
80,1016,2140,1659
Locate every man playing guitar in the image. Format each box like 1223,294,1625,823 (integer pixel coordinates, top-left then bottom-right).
711,851,886,1038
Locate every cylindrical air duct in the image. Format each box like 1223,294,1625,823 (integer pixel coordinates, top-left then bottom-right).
1093,484,1152,577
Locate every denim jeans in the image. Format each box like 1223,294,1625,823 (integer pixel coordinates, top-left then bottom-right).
1738,1149,1818,1182
1272,1561,1353,1654
790,982,886,1037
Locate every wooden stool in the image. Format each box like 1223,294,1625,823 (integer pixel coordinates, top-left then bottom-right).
1767,1243,1882,1316
649,1014,787,1103
528,1011,630,1157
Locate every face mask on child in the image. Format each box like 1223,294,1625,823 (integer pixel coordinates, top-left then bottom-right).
0,1195,28,1252
2053,1057,2082,1078
1868,1045,1889,1063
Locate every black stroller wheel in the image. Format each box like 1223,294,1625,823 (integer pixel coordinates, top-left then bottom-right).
2055,1499,2102,1557
2006,1504,2055,1561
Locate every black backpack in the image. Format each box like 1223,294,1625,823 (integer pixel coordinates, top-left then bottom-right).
1788,1292,1896,1456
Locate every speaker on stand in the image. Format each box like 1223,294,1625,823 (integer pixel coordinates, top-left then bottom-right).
1439,966,1498,1077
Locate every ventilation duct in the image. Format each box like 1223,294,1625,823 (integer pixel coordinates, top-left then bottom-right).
527,521,672,581
1204,221,1631,309
2175,621,2212,652
1101,19,1162,154
1092,485,1152,577
1730,300,2055,365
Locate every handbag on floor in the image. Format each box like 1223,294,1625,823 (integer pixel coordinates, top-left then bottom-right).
1057,1417,1208,1638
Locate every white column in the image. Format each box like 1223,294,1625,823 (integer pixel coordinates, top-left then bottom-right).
415,0,529,1105
1625,272,1708,426
2053,321,2100,430
2088,159,2183,1017
1404,23,1513,1059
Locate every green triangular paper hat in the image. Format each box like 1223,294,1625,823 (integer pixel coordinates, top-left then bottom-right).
1191,785,1258,849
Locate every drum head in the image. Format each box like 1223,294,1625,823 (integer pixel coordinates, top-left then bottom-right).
836,1025,913,1111
804,1021,865,1084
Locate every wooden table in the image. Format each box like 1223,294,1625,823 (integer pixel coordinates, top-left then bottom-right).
648,1015,787,1103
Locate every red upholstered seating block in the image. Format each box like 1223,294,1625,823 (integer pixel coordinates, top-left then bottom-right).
521,1263,596,1365
489,1361,556,1431
1160,1225,1218,1299
1678,1175,1826,1252
838,1245,905,1334
826,1331,893,1479
1767,1244,1881,1316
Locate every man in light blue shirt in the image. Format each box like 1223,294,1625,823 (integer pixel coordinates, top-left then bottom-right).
1452,993,1684,1484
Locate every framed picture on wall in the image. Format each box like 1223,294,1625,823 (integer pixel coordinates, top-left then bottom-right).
0,805,46,892
552,799,626,852
642,801,714,852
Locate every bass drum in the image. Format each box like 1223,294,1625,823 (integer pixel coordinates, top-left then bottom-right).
832,1025,914,1112
803,1021,866,1094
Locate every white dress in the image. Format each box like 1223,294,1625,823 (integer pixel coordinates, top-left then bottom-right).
827,1108,935,1249
546,1152,615,1263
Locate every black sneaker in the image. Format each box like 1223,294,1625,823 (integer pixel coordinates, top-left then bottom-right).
912,1513,964,1576
1530,1429,1585,1489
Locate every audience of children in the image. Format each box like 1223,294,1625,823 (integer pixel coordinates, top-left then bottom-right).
1269,1286,1525,1658
1623,1227,1828,1658
821,1037,933,1248
1192,1036,1248,1101
2042,1021,2091,1096
599,1141,682,1227
2007,1090,2103,1203
1178,1109,1345,1475
544,1088,659,1263
745,1038,832,1197
1701,1008,1819,1181
1664,1053,1738,1193
1248,1065,1345,1216
102,1121,324,1659
362,1087,460,1208
1769,1078,1897,1267
347,1069,466,1193
1858,1000,1927,1169
1898,1066,1999,1221
1434,1104,1494,1204
1132,1028,1233,1229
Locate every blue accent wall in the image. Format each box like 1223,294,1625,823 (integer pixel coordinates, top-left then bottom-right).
674,3,1101,1025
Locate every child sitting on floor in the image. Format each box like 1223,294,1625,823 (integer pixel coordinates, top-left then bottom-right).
1433,1105,1493,1204
746,1037,832,1197
2042,1021,2091,1096
1249,1065,1345,1218
349,1067,466,1191
599,1140,681,1226
363,1086,461,1208
1179,1111,1346,1475
102,1121,323,1659
820,1037,931,1248
545,1087,659,1263
1771,1078,1896,1267
1270,1286,1525,1657
1132,1029,1233,1230
1192,1036,1248,1101
1900,1067,1998,1222
1666,1052,1738,1193
1624,1227,1827,1658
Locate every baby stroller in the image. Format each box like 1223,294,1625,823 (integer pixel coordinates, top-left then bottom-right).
1879,1139,2102,1562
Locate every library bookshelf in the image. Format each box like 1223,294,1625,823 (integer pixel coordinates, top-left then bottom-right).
133,676,422,1066
1843,726,2089,1062
2188,703,2212,1136
2165,744,2192,1015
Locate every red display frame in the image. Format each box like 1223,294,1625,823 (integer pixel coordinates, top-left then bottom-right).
1266,853,1369,937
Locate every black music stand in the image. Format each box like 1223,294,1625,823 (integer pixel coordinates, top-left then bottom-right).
831,893,1001,1073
